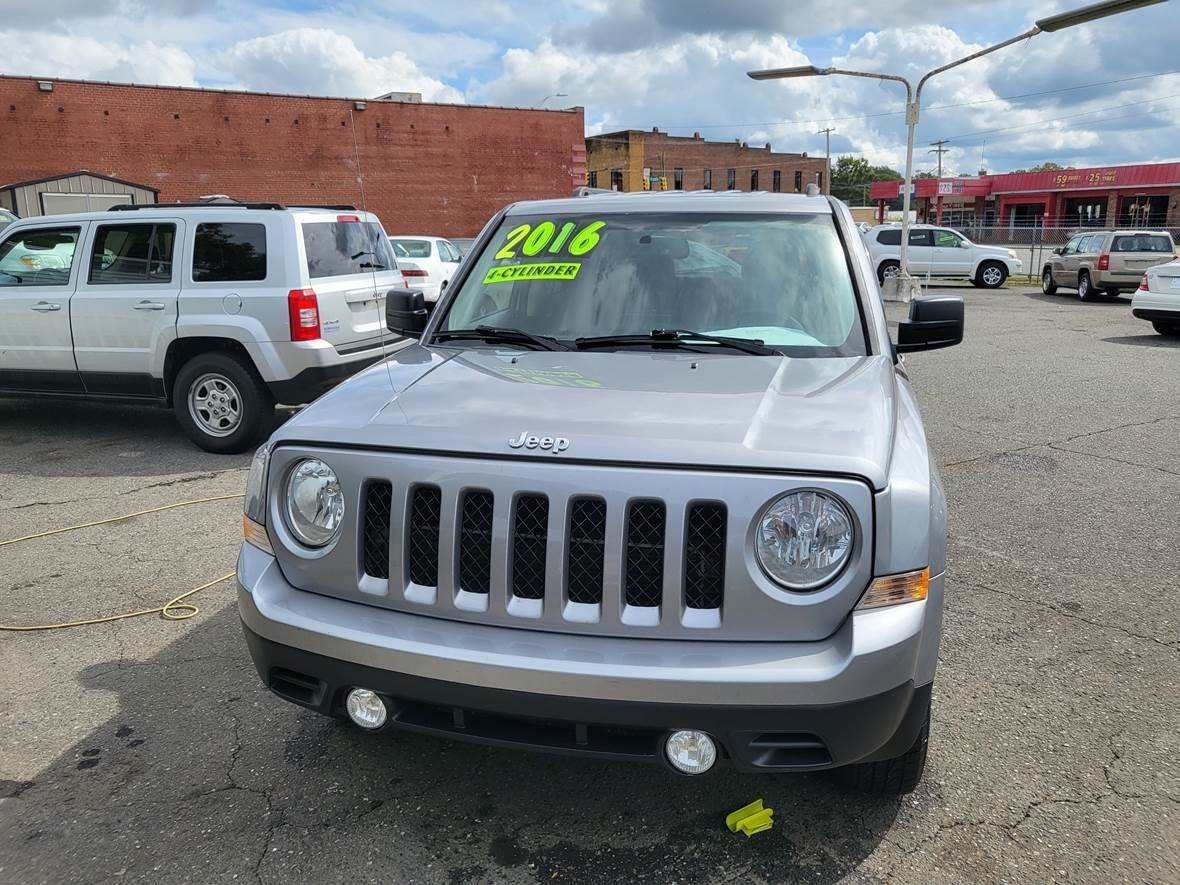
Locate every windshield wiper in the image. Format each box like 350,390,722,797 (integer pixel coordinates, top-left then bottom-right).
433,325,571,352
359,261,386,270
575,329,779,355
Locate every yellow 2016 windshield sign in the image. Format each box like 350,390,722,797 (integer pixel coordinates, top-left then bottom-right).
482,262,581,284
494,220,605,260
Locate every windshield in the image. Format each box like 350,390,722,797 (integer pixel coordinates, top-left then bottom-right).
438,212,866,356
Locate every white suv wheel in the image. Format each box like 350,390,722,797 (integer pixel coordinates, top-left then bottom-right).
189,373,244,437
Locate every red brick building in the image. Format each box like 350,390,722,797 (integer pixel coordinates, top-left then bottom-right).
586,129,828,194
0,75,587,237
868,162,1180,231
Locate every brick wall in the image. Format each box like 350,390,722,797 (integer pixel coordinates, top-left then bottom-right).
586,130,828,194
0,76,586,237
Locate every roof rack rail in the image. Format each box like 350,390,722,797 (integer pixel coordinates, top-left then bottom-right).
110,201,285,211
109,202,360,212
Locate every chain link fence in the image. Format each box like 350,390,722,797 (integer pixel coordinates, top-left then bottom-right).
938,223,1180,284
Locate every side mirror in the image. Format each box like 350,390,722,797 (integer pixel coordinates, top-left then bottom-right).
385,288,428,337
1052,246,1064,255
896,295,963,354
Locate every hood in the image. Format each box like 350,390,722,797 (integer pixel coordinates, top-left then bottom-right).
276,346,901,489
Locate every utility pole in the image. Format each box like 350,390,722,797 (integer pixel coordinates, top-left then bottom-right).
929,139,949,225
817,127,835,195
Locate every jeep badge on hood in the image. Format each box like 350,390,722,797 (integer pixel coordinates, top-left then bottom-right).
508,431,570,453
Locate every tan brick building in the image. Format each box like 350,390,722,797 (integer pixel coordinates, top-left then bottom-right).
585,128,828,195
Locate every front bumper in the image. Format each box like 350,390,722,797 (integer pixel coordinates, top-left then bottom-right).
237,543,941,771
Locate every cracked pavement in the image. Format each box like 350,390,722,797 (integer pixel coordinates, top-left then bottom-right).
0,285,1177,883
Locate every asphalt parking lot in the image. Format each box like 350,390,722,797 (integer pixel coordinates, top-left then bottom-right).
1,285,1177,884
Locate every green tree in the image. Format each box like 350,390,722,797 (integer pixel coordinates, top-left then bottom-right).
830,155,904,207
1009,161,1069,173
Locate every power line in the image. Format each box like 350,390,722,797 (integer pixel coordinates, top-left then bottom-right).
930,91,1180,144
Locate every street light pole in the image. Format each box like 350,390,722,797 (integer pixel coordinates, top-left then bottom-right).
747,0,1165,301
817,126,835,195
537,93,568,108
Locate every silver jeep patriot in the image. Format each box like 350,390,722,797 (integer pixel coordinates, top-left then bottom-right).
238,190,964,794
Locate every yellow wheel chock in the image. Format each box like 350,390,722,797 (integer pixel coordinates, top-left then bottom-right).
725,798,774,837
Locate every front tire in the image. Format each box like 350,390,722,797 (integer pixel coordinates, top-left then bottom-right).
173,352,274,454
1078,271,1097,302
877,260,900,284
1152,320,1180,337
976,261,1007,289
1041,267,1057,295
831,710,930,795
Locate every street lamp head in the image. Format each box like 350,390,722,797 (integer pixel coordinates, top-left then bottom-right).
1034,0,1164,32
747,65,829,80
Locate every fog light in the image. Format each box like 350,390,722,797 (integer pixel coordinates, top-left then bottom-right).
665,730,717,775
345,688,387,729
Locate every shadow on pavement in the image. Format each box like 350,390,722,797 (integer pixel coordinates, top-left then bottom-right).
0,399,293,478
1019,290,1134,307
0,606,901,884
1100,334,1180,349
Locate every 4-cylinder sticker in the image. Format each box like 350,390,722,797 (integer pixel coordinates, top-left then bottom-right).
482,261,581,284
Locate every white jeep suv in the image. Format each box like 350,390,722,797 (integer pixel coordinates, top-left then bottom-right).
0,202,407,453
864,224,1022,288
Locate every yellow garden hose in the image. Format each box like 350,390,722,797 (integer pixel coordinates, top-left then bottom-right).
1,493,242,632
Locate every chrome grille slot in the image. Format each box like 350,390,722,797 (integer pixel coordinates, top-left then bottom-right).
407,485,441,587
361,481,392,579
684,502,726,610
624,501,666,609
567,497,606,605
457,490,494,594
511,494,549,600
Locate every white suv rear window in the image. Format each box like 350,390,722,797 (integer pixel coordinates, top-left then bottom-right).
302,221,396,278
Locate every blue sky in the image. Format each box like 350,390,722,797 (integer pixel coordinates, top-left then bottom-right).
3,0,1177,177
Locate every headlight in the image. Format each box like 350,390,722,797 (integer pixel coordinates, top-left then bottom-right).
755,490,854,590
284,458,345,547
244,442,272,524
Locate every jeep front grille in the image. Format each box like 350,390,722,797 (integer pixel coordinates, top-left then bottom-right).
360,486,727,621
281,450,873,642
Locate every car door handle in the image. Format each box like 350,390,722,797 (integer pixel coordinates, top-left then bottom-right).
133,301,166,311
30,301,61,312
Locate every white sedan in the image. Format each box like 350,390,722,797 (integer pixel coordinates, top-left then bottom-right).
388,235,462,302
1132,258,1180,336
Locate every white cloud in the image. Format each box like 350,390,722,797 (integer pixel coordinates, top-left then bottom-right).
219,28,464,102
475,32,824,133
0,33,197,86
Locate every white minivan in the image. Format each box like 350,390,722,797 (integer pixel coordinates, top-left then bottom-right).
864,224,1023,288
0,201,408,452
